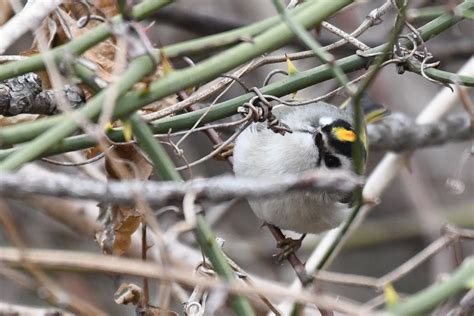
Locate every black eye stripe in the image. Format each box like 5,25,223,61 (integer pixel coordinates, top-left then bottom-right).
330,139,353,157
324,155,341,168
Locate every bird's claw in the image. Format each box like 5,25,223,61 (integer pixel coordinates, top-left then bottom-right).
273,237,303,264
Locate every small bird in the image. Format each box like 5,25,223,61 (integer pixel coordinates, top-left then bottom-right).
233,100,386,259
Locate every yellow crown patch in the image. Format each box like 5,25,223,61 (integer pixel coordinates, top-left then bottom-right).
332,127,356,142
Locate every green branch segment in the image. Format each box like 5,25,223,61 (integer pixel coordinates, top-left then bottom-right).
0,55,155,170
128,113,256,316
387,257,474,315
0,0,172,82
1,1,473,162
0,0,352,170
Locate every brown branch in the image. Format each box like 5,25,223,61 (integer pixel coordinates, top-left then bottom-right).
0,247,369,314
0,301,73,316
0,200,106,315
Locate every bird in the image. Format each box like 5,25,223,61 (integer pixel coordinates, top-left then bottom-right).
233,100,387,259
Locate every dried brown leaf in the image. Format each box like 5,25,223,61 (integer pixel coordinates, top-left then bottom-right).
105,143,153,180
114,283,178,315
114,283,143,305
96,143,153,255
0,114,39,126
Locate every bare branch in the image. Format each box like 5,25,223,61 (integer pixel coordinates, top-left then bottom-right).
368,112,473,151
0,0,64,53
0,247,368,315
0,301,73,316
0,169,362,206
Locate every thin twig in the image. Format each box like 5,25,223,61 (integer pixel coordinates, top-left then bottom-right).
175,120,251,171
0,200,106,315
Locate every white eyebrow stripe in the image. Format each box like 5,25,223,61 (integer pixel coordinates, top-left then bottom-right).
319,116,334,126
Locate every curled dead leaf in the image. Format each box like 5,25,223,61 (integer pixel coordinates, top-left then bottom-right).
114,283,143,305
96,143,153,255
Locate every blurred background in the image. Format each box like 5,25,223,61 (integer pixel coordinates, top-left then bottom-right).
1,0,473,315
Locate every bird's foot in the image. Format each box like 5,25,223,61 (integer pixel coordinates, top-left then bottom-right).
274,235,305,264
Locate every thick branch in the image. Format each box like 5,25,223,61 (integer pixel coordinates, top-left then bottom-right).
0,170,361,206
368,112,473,151
0,73,85,116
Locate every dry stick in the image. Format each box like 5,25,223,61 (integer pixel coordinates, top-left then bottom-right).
142,223,150,306
376,234,455,288
0,302,72,316
0,169,361,207
315,227,472,290
142,61,256,122
321,21,370,51
0,0,64,53
218,238,283,315
313,270,379,290
0,247,369,315
176,120,251,171
0,200,106,315
243,0,393,68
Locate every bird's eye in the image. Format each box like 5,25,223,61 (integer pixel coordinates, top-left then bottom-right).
324,155,341,168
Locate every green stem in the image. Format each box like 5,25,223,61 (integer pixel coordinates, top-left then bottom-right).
0,0,172,82
128,113,255,316
0,53,366,159
194,216,256,316
407,60,474,86
387,257,474,315
0,55,155,170
111,0,352,117
162,0,311,58
0,0,352,165
0,0,310,82
314,0,408,272
1,0,472,157
0,2,308,147
272,0,354,94
407,6,451,21
129,114,182,181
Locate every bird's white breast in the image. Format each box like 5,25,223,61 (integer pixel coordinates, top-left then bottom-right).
233,123,349,234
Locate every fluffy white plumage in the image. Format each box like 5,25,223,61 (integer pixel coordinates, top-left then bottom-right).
233,102,354,234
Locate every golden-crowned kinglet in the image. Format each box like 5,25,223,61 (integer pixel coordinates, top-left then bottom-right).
233,101,385,235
